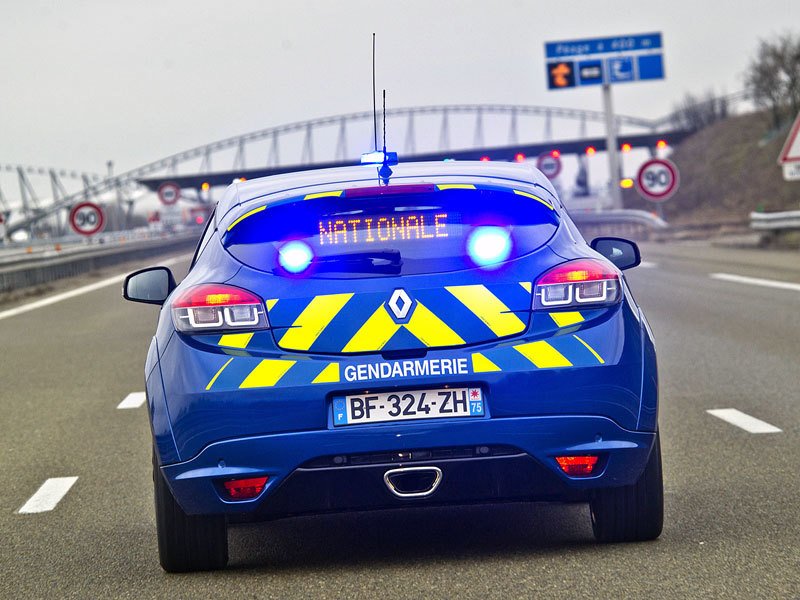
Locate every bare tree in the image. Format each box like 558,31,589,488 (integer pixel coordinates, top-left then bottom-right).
745,33,800,129
670,91,729,131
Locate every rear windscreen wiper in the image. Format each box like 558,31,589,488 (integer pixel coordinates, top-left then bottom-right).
313,249,403,274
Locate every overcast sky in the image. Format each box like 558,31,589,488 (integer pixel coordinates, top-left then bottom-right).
1,0,798,175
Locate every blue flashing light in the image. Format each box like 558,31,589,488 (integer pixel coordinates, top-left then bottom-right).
361,150,399,166
278,240,313,273
467,227,512,268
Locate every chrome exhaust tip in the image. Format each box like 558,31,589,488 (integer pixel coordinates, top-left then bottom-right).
383,466,443,498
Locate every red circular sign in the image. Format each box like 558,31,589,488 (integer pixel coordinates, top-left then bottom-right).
636,158,680,202
536,153,562,179
157,182,181,206
69,202,105,236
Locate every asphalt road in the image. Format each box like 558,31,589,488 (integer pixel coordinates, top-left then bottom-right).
1,242,798,599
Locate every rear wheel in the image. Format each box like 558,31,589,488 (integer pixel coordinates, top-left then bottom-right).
153,455,228,572
590,432,663,543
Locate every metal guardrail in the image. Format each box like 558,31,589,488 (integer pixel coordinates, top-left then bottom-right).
570,209,668,240
0,233,198,294
750,210,800,230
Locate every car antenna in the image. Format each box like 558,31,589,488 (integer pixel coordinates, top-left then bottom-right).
378,89,394,185
372,33,378,153
361,33,398,183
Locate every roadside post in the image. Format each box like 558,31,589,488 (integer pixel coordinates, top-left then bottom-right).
544,33,665,208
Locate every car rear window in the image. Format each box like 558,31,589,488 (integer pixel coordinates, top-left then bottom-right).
222,185,559,277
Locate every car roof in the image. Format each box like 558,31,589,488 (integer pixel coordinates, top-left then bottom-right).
216,161,560,222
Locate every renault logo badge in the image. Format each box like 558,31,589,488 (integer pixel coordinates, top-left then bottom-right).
387,289,414,321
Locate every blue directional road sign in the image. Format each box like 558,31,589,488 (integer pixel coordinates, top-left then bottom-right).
544,32,664,89
577,60,604,85
545,33,662,59
608,57,634,83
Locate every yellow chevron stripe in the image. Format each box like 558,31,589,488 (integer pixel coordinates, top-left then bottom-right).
471,352,501,373
342,305,400,352
205,357,234,390
265,298,278,311
403,301,465,347
312,362,340,384
436,184,476,190
513,189,554,210
550,312,584,327
519,281,532,293
304,190,343,200
227,205,265,231
513,341,572,368
445,285,525,337
218,333,254,349
240,359,295,388
574,335,605,364
279,293,353,351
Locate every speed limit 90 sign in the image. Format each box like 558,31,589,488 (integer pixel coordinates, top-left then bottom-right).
69,201,105,236
635,158,680,202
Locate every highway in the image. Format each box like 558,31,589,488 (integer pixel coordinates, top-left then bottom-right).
0,241,797,599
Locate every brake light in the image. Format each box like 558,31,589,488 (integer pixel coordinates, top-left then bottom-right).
535,259,620,308
555,455,599,477
171,284,268,333
223,476,269,500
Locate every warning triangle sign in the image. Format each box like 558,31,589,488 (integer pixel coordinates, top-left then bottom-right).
778,111,800,164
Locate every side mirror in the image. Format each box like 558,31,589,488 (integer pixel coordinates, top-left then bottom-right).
123,267,176,305
590,237,641,270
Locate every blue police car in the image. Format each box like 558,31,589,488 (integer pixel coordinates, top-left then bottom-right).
124,160,662,572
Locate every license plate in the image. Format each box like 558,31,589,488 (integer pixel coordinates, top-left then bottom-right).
333,387,484,427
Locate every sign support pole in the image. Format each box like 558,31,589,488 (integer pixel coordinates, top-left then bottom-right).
602,83,622,208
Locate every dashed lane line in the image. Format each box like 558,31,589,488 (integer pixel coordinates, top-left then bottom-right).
639,261,658,268
710,273,800,292
0,253,192,322
117,391,146,409
707,408,782,434
17,477,78,514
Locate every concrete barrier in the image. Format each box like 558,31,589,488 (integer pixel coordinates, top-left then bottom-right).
0,234,198,294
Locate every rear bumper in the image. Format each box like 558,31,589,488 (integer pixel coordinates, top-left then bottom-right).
163,415,655,516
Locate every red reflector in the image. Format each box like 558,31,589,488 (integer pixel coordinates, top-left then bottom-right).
223,476,269,499
172,284,262,308
556,456,598,476
345,184,436,198
538,259,618,285
480,155,491,161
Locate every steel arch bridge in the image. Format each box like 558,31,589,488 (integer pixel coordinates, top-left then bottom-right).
1,102,697,237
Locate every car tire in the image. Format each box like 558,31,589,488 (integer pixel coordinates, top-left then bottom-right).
153,454,229,572
589,432,664,543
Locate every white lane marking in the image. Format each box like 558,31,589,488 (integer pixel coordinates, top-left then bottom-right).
0,253,192,322
117,391,146,409
710,273,800,292
707,408,782,434
18,477,79,514
639,261,657,268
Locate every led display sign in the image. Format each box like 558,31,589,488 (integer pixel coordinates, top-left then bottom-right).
318,212,452,246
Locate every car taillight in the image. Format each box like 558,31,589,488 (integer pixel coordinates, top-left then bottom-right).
555,455,599,477
223,476,269,500
534,259,621,309
171,284,268,333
